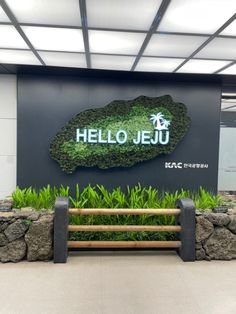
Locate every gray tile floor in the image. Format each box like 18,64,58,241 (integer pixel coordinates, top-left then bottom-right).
1,251,236,314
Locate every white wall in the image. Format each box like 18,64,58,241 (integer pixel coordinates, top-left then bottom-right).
218,127,236,191
0,75,17,199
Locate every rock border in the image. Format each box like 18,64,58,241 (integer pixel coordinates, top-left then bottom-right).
0,208,53,263
196,210,236,260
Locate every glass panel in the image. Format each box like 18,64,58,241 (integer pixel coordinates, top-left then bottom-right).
0,7,10,22
159,0,236,34
6,0,81,26
144,34,207,57
87,0,162,31
0,49,40,65
135,57,185,72
196,38,236,60
220,64,236,75
89,30,146,54
39,51,86,68
177,59,230,73
221,20,236,36
91,54,135,70
22,26,84,52
0,25,29,49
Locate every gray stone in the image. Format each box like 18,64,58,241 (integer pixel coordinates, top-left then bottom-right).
228,208,236,215
0,233,8,246
204,213,230,226
0,239,26,262
196,216,214,242
13,208,40,221
25,214,53,261
0,212,14,221
0,222,9,232
228,215,236,234
4,219,28,242
28,212,40,221
0,199,13,211
205,254,211,261
196,248,206,260
196,242,203,249
14,207,34,218
195,209,203,216
212,206,228,213
204,227,236,260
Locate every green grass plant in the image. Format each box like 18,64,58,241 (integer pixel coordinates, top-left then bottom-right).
12,184,224,242
12,183,224,211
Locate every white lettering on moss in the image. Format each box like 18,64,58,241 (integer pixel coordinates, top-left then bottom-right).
76,112,171,145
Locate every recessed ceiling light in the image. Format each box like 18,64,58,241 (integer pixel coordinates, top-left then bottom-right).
177,59,231,74
0,25,29,49
144,34,207,57
6,0,81,26
136,57,185,72
158,0,236,34
38,51,86,68
91,54,135,70
22,26,84,52
89,30,146,54
195,38,236,60
0,49,41,65
87,0,162,31
219,64,236,75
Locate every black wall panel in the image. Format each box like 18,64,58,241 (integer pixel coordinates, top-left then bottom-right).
17,72,221,192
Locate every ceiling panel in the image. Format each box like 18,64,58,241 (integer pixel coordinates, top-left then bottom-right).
221,20,236,36
0,6,10,22
136,57,185,72
220,64,236,75
38,51,86,68
0,25,29,49
144,34,207,57
91,54,135,70
22,26,84,52
89,30,146,54
195,37,236,60
5,0,81,26
0,49,40,65
87,0,162,31
177,59,231,74
158,0,236,34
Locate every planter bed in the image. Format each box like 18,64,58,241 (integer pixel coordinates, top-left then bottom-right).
1,185,235,262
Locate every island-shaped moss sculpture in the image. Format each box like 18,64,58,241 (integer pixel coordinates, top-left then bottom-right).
50,95,191,173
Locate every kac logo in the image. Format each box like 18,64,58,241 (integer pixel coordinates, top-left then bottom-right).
165,162,183,169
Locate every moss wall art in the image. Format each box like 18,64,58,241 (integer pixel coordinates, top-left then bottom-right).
49,95,191,173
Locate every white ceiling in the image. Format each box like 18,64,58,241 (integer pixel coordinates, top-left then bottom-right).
0,0,236,74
